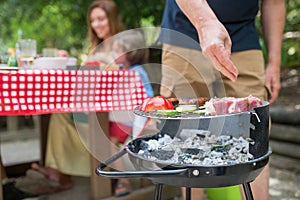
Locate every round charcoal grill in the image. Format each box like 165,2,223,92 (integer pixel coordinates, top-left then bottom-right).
96,101,271,200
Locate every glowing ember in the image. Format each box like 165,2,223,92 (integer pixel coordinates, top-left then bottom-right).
138,129,254,166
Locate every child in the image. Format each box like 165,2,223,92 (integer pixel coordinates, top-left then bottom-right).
109,29,154,196
112,29,154,97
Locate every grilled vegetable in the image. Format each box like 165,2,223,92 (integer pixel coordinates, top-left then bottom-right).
193,109,206,115
140,96,174,112
156,110,179,116
211,145,231,152
175,105,197,113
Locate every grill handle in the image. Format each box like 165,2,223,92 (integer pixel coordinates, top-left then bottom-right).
96,148,188,178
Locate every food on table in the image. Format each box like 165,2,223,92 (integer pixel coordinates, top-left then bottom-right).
192,109,206,115
167,98,179,107
156,110,179,116
168,97,209,107
139,95,263,116
204,95,263,115
175,104,197,113
83,60,100,66
139,96,174,112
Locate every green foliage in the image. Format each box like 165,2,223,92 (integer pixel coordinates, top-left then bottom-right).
0,0,165,59
0,0,91,57
256,0,300,68
282,0,300,68
114,0,165,28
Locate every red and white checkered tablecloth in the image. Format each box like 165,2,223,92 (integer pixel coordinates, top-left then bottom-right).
0,69,147,115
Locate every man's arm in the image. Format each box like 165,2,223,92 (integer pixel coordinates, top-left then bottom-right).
261,0,286,103
175,0,238,81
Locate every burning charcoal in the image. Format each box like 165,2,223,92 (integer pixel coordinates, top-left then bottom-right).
191,155,200,160
202,157,213,165
138,150,145,155
149,150,175,160
137,129,255,166
161,144,174,151
181,148,200,155
242,147,248,154
211,145,230,152
229,148,239,156
216,140,224,145
179,129,210,141
247,153,254,160
215,157,224,164
178,154,192,164
139,140,149,151
226,160,238,165
196,133,206,138
211,151,223,158
207,135,217,144
146,139,160,151
158,134,173,145
237,154,247,163
246,137,255,145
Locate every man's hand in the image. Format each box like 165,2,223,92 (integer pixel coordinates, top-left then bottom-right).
265,64,281,104
261,0,286,103
198,19,239,81
176,0,239,81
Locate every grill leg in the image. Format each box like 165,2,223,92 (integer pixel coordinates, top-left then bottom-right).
155,184,163,200
243,182,254,200
185,187,191,200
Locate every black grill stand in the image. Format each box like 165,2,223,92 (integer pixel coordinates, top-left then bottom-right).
154,183,253,200
96,149,260,200
242,182,254,200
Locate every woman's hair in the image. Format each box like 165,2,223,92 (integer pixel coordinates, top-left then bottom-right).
87,0,124,52
114,29,149,65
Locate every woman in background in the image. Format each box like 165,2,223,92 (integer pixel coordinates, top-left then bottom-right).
29,0,126,195
85,0,123,68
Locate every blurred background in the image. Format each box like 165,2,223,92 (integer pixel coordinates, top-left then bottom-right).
0,0,165,64
0,0,299,68
0,1,300,199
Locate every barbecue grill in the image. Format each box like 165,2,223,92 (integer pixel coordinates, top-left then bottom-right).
96,101,271,200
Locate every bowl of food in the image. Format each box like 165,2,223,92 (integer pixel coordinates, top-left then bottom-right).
34,57,70,69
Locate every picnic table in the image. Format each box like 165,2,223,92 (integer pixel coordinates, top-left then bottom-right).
0,69,147,199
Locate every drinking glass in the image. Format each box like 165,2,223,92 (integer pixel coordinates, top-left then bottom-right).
18,39,36,68
42,48,58,57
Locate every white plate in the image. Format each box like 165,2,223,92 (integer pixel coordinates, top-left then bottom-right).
33,57,69,69
0,64,19,70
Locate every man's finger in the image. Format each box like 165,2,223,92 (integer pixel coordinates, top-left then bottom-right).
205,51,237,81
224,37,232,57
210,44,239,77
204,46,238,81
